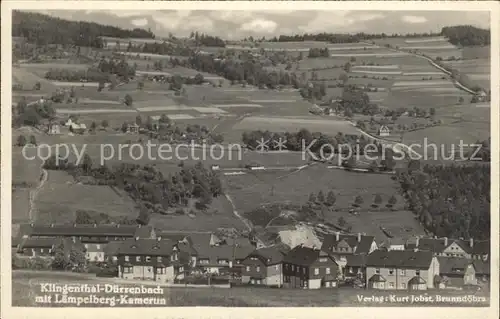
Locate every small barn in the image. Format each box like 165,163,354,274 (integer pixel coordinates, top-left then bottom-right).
378,125,390,137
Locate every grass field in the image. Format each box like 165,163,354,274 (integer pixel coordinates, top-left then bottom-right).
13,271,489,307
224,164,422,241
34,171,138,223
233,116,359,135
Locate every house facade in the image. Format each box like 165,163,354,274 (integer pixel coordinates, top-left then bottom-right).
378,125,390,137
320,232,377,280
241,246,285,287
282,246,339,289
366,250,440,290
414,237,488,260
437,257,477,289
116,238,180,282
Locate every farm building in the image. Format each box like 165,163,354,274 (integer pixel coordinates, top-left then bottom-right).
127,123,140,134
378,125,391,137
436,257,477,289
47,123,61,135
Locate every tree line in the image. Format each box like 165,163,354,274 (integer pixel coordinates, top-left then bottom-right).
266,31,442,43
12,10,154,47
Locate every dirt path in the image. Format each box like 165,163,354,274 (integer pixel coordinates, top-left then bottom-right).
28,160,48,222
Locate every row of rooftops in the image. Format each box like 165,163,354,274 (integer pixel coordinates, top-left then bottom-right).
13,223,490,271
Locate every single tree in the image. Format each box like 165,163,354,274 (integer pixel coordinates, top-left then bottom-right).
387,195,397,208
101,119,109,129
317,190,325,203
124,94,133,106
373,194,383,207
326,191,337,206
337,216,347,227
354,195,364,207
90,121,97,131
308,192,316,203
29,135,37,146
17,135,27,147
135,115,142,126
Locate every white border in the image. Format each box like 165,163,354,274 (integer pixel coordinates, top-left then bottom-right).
1,2,499,319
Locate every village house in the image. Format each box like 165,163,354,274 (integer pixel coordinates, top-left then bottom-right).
47,123,61,135
116,237,182,282
378,125,390,137
366,250,440,290
127,123,140,134
282,245,339,289
472,259,490,285
241,246,287,287
412,237,488,260
195,244,255,275
320,232,377,280
436,257,477,289
84,243,105,262
16,237,84,259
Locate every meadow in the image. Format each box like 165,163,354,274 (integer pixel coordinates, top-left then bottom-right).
12,270,490,307
223,164,423,241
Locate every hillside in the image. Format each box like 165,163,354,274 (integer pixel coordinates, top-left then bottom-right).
12,10,155,47
441,25,490,46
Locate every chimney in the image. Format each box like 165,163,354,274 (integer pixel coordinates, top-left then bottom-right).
135,236,139,241
116,224,120,228
73,223,77,227
138,224,142,228
415,236,420,248
50,223,54,228
335,232,340,241
30,223,34,227
357,233,362,243
93,223,97,228
444,237,448,246
157,236,162,242
469,238,474,248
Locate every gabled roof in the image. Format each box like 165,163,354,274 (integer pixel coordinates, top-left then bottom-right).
246,246,286,265
196,244,254,266
417,238,474,254
283,246,331,266
18,237,84,252
437,257,473,276
346,254,367,267
366,250,433,269
408,276,426,284
116,238,177,256
157,231,219,253
321,234,375,255
104,241,123,256
472,260,490,275
19,223,149,238
368,274,386,282
471,240,490,255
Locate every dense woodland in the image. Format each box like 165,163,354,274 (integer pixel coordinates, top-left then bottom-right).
43,158,223,225
12,11,154,47
397,164,490,240
266,31,442,43
441,25,490,46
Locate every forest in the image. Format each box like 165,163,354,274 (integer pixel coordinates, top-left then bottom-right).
397,164,490,240
266,31,442,43
12,10,154,47
441,25,490,46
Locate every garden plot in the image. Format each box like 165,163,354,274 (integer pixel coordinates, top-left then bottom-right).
352,65,400,69
351,70,401,75
52,81,107,88
233,116,359,135
400,44,457,50
191,107,227,114
136,70,172,76
329,52,410,57
392,80,453,87
213,103,263,108
56,108,137,114
135,105,191,112
404,37,447,43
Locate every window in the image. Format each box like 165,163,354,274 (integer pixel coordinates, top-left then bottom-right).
256,266,260,272
416,270,420,276
96,244,101,250
275,265,280,271
246,266,250,272
123,266,132,273
375,268,380,274
40,249,44,253
292,265,295,271
157,256,162,262
326,267,331,275
199,259,209,265
389,269,394,275
285,264,288,270
86,253,90,258
401,283,407,289
179,266,184,272
389,282,395,288
146,256,151,262
84,244,89,249
314,268,319,275
319,257,328,262
125,256,130,262
400,269,406,276
157,267,165,274
303,267,306,274
136,256,141,262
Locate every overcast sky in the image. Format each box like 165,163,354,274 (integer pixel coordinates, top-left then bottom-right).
35,10,490,40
